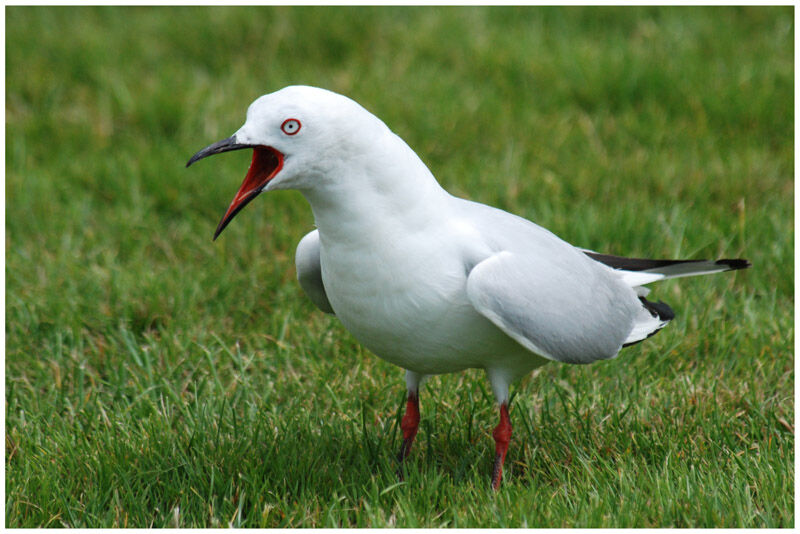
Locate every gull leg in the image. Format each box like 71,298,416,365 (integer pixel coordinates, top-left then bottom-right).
398,370,422,462
486,368,512,490
491,403,512,490
398,390,420,462
397,370,423,480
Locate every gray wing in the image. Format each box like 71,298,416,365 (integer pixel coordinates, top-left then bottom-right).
295,230,335,314
466,251,653,364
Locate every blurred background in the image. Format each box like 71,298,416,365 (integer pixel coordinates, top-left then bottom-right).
6,6,793,527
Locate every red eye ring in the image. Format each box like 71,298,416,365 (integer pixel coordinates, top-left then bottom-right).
281,118,301,135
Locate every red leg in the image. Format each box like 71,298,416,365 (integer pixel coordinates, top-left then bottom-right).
491,403,512,490
397,391,420,463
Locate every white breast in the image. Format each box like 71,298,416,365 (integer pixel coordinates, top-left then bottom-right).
316,216,522,375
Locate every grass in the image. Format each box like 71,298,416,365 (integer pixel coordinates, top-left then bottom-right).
5,5,793,527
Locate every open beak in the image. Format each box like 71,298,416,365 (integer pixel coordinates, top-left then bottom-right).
187,136,284,240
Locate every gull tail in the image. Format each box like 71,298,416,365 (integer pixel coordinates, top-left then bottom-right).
582,251,750,348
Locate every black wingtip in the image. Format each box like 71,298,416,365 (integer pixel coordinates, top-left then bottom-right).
584,251,752,273
640,297,676,321
716,258,751,271
623,297,675,348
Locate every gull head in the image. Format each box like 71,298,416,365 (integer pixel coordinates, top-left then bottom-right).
187,85,387,239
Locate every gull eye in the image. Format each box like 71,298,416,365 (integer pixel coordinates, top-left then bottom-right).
281,118,301,136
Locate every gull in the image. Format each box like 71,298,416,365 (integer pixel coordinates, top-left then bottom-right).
187,85,749,489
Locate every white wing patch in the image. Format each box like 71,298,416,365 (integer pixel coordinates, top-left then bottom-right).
623,310,670,345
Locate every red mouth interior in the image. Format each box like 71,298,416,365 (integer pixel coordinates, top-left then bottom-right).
214,146,284,239
238,146,283,200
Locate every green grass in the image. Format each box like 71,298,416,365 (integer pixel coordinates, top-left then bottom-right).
5,6,793,527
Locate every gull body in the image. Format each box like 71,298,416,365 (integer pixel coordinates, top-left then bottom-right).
188,85,749,489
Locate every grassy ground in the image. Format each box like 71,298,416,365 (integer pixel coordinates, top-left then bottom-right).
5,6,793,527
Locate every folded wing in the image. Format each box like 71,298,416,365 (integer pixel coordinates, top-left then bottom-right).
295,230,335,314
466,251,648,364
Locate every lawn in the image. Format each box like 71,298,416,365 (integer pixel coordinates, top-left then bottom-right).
5,6,793,527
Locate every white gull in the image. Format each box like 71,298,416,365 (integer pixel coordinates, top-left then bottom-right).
187,85,749,489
